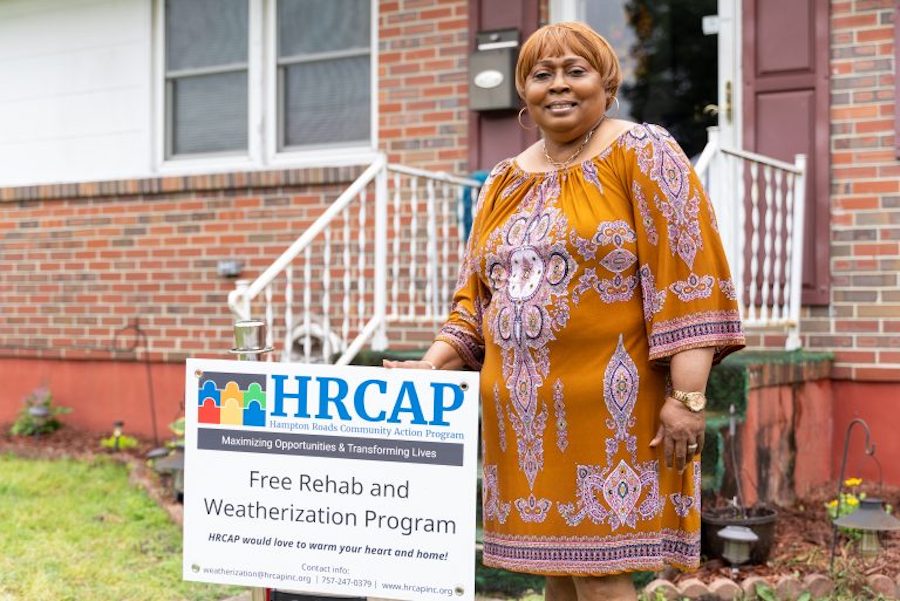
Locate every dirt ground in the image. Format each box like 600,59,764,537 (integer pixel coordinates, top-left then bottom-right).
3,427,898,582
683,485,900,583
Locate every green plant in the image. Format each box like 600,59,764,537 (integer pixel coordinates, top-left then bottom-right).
9,387,71,436
100,434,139,451
825,477,895,541
755,581,777,601
168,416,185,447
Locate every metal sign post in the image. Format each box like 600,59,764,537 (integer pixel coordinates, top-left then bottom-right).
228,320,363,601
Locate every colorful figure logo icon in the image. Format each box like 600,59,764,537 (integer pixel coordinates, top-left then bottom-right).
198,372,266,427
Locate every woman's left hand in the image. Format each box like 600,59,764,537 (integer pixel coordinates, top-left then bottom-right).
649,396,705,472
382,359,436,370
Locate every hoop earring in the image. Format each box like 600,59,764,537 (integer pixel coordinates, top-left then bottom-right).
608,96,621,117
517,107,537,130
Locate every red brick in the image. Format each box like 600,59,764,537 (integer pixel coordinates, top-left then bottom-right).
833,13,879,29
856,27,895,42
851,180,899,194
855,367,900,381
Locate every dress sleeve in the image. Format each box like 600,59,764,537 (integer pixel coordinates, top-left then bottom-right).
626,125,745,364
434,161,508,369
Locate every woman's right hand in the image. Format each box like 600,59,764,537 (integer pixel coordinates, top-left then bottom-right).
382,359,437,370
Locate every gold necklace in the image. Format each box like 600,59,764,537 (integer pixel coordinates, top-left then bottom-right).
542,115,607,171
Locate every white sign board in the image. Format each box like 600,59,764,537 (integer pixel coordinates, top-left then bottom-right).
182,358,480,601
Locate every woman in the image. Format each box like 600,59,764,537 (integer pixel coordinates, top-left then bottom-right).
386,22,744,601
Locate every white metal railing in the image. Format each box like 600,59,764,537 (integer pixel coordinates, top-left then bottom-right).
227,154,481,365
696,127,808,350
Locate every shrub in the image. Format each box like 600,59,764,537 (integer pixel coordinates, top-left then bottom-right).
9,387,71,436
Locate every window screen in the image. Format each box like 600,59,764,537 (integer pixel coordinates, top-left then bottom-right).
277,0,371,149
165,0,249,157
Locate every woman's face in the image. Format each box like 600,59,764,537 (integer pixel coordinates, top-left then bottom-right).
522,49,607,141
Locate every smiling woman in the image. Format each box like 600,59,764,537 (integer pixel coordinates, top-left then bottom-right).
384,21,744,601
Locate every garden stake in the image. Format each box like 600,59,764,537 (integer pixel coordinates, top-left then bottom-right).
113,319,160,445
829,418,881,572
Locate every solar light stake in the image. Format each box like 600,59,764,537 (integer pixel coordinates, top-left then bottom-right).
717,525,759,578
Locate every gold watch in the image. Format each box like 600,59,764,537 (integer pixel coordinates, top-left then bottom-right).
671,390,707,412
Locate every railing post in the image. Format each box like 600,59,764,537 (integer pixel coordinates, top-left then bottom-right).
372,159,389,351
705,127,739,283
228,279,252,322
785,154,807,351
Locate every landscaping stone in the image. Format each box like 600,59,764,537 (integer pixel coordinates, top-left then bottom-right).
803,574,834,599
708,577,742,600
774,575,803,600
867,574,897,599
678,577,710,599
643,578,680,600
740,576,771,601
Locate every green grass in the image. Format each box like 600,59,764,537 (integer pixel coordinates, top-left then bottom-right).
0,454,242,601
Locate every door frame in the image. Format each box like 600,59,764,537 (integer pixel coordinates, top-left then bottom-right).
716,0,743,149
549,0,742,148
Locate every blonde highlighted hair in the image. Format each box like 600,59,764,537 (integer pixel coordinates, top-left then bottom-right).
515,22,622,109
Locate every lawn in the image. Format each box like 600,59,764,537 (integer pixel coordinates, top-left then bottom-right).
0,453,242,601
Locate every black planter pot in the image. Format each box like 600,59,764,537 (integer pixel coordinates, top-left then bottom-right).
701,505,778,565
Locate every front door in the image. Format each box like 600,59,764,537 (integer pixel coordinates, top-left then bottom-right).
741,0,830,304
551,0,720,160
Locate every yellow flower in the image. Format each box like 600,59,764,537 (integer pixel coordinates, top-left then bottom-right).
844,477,863,488
847,496,860,506
826,500,838,508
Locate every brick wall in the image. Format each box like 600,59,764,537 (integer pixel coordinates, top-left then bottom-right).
801,0,898,381
0,170,362,362
379,0,470,173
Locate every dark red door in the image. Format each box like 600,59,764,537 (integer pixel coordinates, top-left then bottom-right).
743,0,830,304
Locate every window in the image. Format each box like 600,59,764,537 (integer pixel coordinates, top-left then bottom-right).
160,0,375,165
277,0,371,149
165,0,249,157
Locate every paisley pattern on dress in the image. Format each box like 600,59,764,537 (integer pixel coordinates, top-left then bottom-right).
633,181,659,245
639,264,667,320
483,464,511,524
582,159,604,194
718,278,738,301
485,174,576,490
670,461,702,518
516,494,553,523
628,125,705,269
670,273,715,302
558,459,662,530
604,334,639,463
553,379,568,453
493,383,507,452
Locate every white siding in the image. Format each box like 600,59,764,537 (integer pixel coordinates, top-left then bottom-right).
0,0,153,187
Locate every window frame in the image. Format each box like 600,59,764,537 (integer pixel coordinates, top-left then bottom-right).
153,0,378,175
265,0,378,167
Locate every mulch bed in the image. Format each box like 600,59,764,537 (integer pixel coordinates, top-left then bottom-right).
678,484,900,584
4,427,899,582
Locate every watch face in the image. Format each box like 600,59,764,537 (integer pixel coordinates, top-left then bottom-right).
675,391,706,411
686,394,705,411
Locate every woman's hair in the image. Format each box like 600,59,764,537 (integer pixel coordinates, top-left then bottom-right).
515,22,622,109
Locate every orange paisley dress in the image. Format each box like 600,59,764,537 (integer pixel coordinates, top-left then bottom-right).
436,123,745,575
